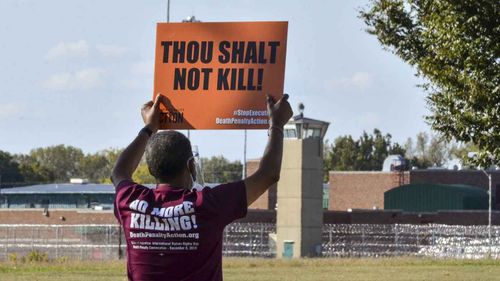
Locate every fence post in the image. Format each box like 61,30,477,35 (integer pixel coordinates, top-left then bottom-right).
431,226,435,246
80,225,84,260
5,227,9,259
394,224,398,255
118,225,123,259
416,227,420,248
31,227,34,252
55,226,59,258
329,226,332,249
361,225,365,257
249,225,253,256
259,224,264,251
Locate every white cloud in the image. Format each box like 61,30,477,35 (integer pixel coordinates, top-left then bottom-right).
329,72,373,91
0,103,23,120
43,68,106,91
96,44,128,58
45,40,89,60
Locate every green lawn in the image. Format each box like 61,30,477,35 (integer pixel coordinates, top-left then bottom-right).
1,258,500,281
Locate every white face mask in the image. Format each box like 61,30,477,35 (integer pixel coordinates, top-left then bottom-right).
191,174,204,191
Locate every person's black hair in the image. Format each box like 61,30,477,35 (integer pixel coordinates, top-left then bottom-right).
146,131,192,182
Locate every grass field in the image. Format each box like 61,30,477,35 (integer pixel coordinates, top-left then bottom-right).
1,258,500,281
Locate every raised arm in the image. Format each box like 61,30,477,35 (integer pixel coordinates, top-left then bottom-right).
244,94,293,206
111,95,165,187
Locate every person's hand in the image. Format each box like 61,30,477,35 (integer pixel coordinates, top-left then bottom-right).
141,94,168,133
267,94,293,128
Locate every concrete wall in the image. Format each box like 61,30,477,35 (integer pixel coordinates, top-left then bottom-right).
277,138,323,258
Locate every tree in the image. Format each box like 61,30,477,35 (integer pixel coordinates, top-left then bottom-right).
324,135,359,173
404,132,460,168
360,0,499,167
14,154,54,184
99,148,123,183
427,135,449,167
0,150,23,186
323,129,406,179
28,145,84,182
449,142,479,168
132,162,156,184
201,156,242,184
79,152,110,183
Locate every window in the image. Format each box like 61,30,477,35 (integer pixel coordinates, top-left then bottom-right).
304,128,321,138
284,129,297,138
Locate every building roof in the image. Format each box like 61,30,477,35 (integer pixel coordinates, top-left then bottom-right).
290,114,330,126
0,182,222,195
0,183,116,194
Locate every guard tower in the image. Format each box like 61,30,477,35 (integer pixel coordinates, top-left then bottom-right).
276,103,329,258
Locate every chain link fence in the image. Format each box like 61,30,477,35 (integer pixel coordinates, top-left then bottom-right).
0,224,123,260
0,223,276,260
323,224,500,259
2,223,500,260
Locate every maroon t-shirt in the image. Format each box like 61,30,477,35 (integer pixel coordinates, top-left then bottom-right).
114,180,247,281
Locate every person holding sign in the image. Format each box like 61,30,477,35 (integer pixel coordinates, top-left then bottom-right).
153,21,288,131
111,93,292,281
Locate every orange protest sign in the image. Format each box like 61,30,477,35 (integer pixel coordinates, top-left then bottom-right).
153,21,288,130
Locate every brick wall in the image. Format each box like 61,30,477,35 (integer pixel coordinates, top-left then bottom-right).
328,170,500,211
0,209,275,225
328,171,409,211
2,208,498,226
410,170,500,190
0,209,117,225
246,159,277,210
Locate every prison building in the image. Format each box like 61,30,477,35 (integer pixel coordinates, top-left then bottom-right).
385,183,489,212
0,182,225,210
329,170,500,211
0,183,116,210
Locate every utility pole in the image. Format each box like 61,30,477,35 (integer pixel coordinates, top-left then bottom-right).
481,169,492,251
166,0,170,23
181,14,201,140
243,130,247,179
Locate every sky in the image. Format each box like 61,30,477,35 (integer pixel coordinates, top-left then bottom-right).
0,0,431,162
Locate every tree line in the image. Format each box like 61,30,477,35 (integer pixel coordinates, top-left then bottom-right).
0,129,474,187
323,129,475,181
0,145,242,187
0,145,120,186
